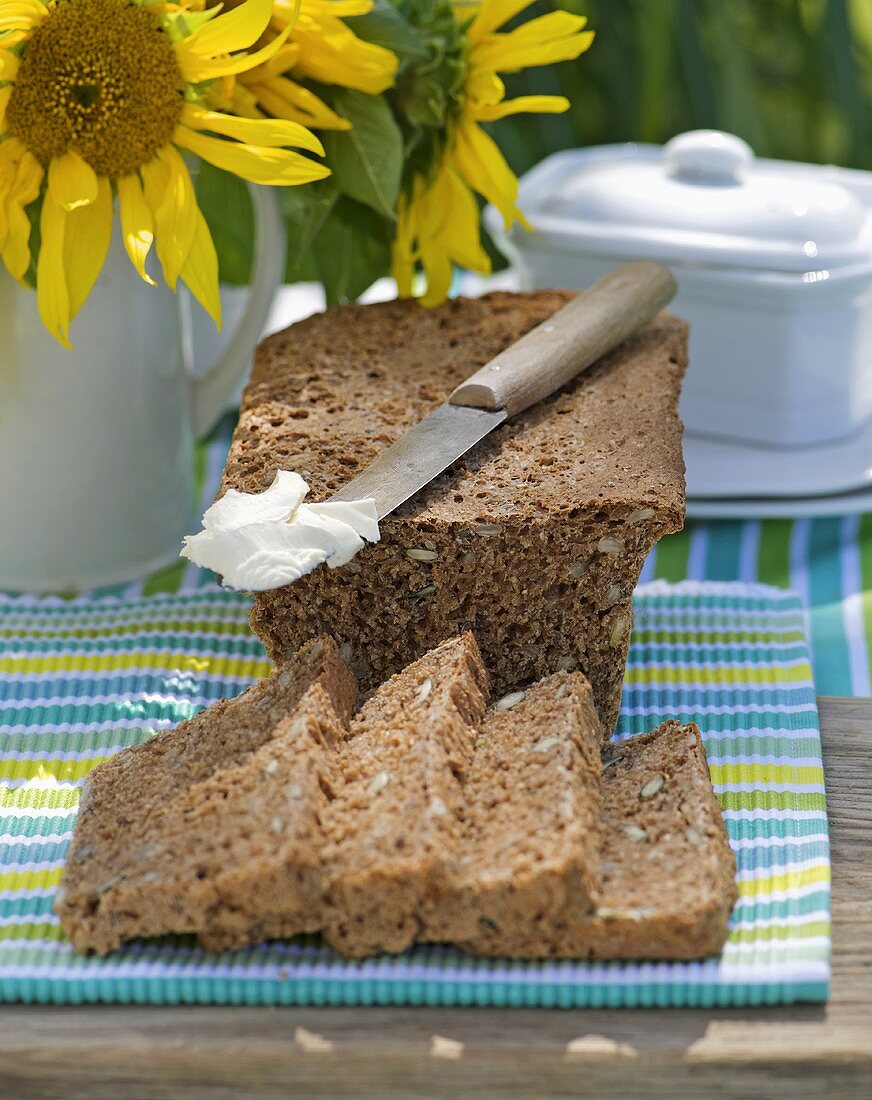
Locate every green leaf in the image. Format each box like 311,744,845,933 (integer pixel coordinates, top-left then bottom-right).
283,220,323,284
193,162,254,286
298,182,340,259
282,180,339,282
312,196,393,304
322,91,403,220
346,0,428,61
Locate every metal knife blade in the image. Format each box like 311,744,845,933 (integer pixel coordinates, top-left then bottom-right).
329,403,506,520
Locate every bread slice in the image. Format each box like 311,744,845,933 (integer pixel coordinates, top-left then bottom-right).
457,721,737,959
322,633,489,958
423,671,604,947
56,637,356,954
223,292,687,735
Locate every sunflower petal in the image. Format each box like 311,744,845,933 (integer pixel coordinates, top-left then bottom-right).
180,103,324,155
48,150,98,211
0,85,11,131
0,0,47,17
465,0,539,43
291,0,373,17
466,69,504,109
216,82,261,120
243,76,352,130
36,197,71,348
0,137,26,167
178,21,291,82
180,200,221,327
35,174,112,346
452,118,528,231
473,12,594,73
117,173,156,286
0,157,15,253
417,169,490,307
419,248,453,309
183,0,275,58
433,168,491,274
0,0,46,32
249,42,301,82
63,176,112,320
473,94,570,121
139,152,170,215
2,148,43,281
174,125,330,186
290,23,397,95
141,146,198,288
392,166,490,309
391,194,416,299
0,48,19,80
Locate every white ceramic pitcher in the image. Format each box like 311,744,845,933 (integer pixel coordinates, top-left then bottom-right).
0,186,285,591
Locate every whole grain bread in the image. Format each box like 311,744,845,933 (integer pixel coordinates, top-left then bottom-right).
222,292,687,735
458,721,737,959
322,633,489,958
423,671,604,946
56,637,356,954
59,640,735,961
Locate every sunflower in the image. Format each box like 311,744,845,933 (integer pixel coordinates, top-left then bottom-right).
225,0,398,132
391,0,594,306
0,0,331,345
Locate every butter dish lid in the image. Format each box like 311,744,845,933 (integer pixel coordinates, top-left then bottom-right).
508,130,872,274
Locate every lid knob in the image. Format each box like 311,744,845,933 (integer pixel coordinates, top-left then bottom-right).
664,129,754,185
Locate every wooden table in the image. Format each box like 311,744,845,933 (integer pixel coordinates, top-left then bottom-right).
1,697,869,1099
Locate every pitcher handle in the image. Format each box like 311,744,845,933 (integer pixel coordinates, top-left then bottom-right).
187,185,286,439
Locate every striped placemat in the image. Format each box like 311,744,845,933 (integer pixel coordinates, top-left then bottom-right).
0,580,829,1007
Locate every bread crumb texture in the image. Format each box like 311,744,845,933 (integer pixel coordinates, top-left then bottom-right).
222,292,687,734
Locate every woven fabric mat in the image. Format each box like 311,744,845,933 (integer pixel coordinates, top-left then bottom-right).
0,579,830,1007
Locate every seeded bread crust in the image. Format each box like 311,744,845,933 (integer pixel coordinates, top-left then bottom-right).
458,721,737,959
322,633,489,958
56,637,356,954
223,292,687,735
423,671,604,946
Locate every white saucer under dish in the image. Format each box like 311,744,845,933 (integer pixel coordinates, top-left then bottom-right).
686,484,872,519
684,418,872,500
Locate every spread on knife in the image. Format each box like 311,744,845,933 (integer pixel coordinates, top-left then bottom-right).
180,470,380,591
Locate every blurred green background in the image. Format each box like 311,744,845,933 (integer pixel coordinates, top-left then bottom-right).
499,0,872,174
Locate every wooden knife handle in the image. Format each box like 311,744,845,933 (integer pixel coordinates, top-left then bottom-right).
448,262,677,418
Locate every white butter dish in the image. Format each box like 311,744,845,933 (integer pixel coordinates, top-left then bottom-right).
487,130,872,448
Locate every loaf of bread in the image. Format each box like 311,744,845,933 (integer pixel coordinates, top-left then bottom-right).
222,292,687,734
56,637,356,954
423,671,604,947
457,721,738,959
323,633,489,958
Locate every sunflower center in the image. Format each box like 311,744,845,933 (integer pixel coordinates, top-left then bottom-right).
6,0,185,179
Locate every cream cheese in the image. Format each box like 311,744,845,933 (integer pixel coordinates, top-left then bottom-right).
180,470,379,591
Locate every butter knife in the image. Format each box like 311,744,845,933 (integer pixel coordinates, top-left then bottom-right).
330,262,677,519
